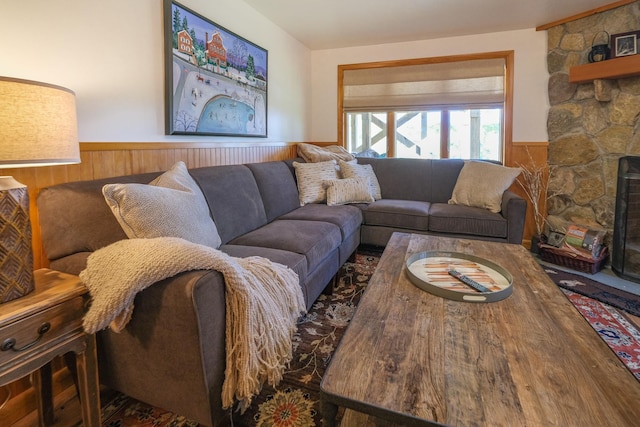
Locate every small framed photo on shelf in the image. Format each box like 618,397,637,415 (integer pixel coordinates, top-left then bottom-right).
611,31,640,58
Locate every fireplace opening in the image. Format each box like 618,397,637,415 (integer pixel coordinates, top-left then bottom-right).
612,156,640,284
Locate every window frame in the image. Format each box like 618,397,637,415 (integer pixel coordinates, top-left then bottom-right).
338,51,514,164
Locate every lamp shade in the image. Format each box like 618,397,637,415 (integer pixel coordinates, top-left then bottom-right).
0,76,80,168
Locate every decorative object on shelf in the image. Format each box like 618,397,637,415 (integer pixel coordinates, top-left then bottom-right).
588,31,610,63
163,0,268,137
611,30,640,58
0,77,80,302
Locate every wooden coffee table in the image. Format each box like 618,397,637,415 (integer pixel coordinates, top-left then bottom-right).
320,232,640,426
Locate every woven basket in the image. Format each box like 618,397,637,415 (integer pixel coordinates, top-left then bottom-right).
538,244,608,274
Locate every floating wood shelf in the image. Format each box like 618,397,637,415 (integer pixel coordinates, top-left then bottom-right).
569,54,640,83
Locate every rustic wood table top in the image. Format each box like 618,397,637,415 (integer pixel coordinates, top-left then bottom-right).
320,232,640,427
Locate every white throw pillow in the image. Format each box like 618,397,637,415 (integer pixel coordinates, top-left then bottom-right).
339,160,382,200
324,178,375,206
102,161,222,248
293,160,339,206
448,161,522,213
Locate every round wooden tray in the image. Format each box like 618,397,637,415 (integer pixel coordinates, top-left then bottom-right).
405,251,513,302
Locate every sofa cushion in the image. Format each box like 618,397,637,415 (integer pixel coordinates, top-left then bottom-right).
37,172,160,261
296,142,355,163
229,219,341,273
356,158,433,201
363,199,430,231
220,244,308,286
430,159,466,203
190,165,267,244
292,160,339,206
449,161,521,213
338,160,382,200
324,178,375,206
102,161,222,248
429,203,507,238
246,161,300,222
279,204,363,240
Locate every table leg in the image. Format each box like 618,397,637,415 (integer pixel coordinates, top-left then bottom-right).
374,418,393,427
321,399,338,427
74,334,101,427
31,362,54,427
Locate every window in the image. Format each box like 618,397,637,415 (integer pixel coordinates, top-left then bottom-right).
339,52,513,162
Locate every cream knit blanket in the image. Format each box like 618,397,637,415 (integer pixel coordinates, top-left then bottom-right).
79,237,305,410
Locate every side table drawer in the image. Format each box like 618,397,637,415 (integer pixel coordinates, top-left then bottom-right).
0,296,85,368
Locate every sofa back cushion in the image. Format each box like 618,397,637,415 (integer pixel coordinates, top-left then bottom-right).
190,165,268,244
430,159,466,203
356,157,466,203
38,172,162,262
246,161,300,222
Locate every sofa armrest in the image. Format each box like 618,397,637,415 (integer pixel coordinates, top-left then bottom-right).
97,269,228,426
501,190,527,244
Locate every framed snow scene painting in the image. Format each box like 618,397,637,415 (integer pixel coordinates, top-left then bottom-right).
163,0,268,137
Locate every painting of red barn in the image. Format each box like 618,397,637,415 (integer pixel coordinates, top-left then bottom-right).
163,0,267,137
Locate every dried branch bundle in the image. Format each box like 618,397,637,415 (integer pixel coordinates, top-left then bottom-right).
516,150,549,237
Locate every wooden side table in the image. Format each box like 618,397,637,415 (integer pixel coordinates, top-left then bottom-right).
0,269,100,426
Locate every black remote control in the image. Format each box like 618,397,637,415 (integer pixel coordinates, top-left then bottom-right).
447,269,490,293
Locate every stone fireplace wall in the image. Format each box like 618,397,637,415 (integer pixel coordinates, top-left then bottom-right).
546,2,640,246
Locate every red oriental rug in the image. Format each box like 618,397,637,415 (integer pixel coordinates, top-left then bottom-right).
100,250,640,426
561,289,640,381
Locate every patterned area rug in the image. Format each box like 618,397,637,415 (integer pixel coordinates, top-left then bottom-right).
100,250,640,426
100,251,378,427
561,289,640,381
543,266,640,317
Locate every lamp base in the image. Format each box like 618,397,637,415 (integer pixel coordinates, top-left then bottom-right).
0,176,35,303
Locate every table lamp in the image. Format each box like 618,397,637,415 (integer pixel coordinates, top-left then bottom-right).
0,76,80,303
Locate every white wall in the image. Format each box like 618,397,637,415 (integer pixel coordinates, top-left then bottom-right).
0,0,311,143
1,2,548,145
310,28,549,143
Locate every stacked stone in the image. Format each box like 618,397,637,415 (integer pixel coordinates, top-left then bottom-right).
545,2,640,244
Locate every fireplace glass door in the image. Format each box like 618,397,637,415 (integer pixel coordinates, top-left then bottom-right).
612,156,640,283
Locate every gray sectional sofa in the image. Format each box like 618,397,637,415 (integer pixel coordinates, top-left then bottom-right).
37,156,526,426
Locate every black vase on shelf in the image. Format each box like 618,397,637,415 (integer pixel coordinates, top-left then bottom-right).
588,31,610,63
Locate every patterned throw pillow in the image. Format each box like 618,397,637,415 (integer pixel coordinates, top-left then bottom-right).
102,161,222,248
324,178,375,206
293,160,339,206
448,160,522,213
339,160,382,200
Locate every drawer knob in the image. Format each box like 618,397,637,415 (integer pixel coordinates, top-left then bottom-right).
1,322,51,352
